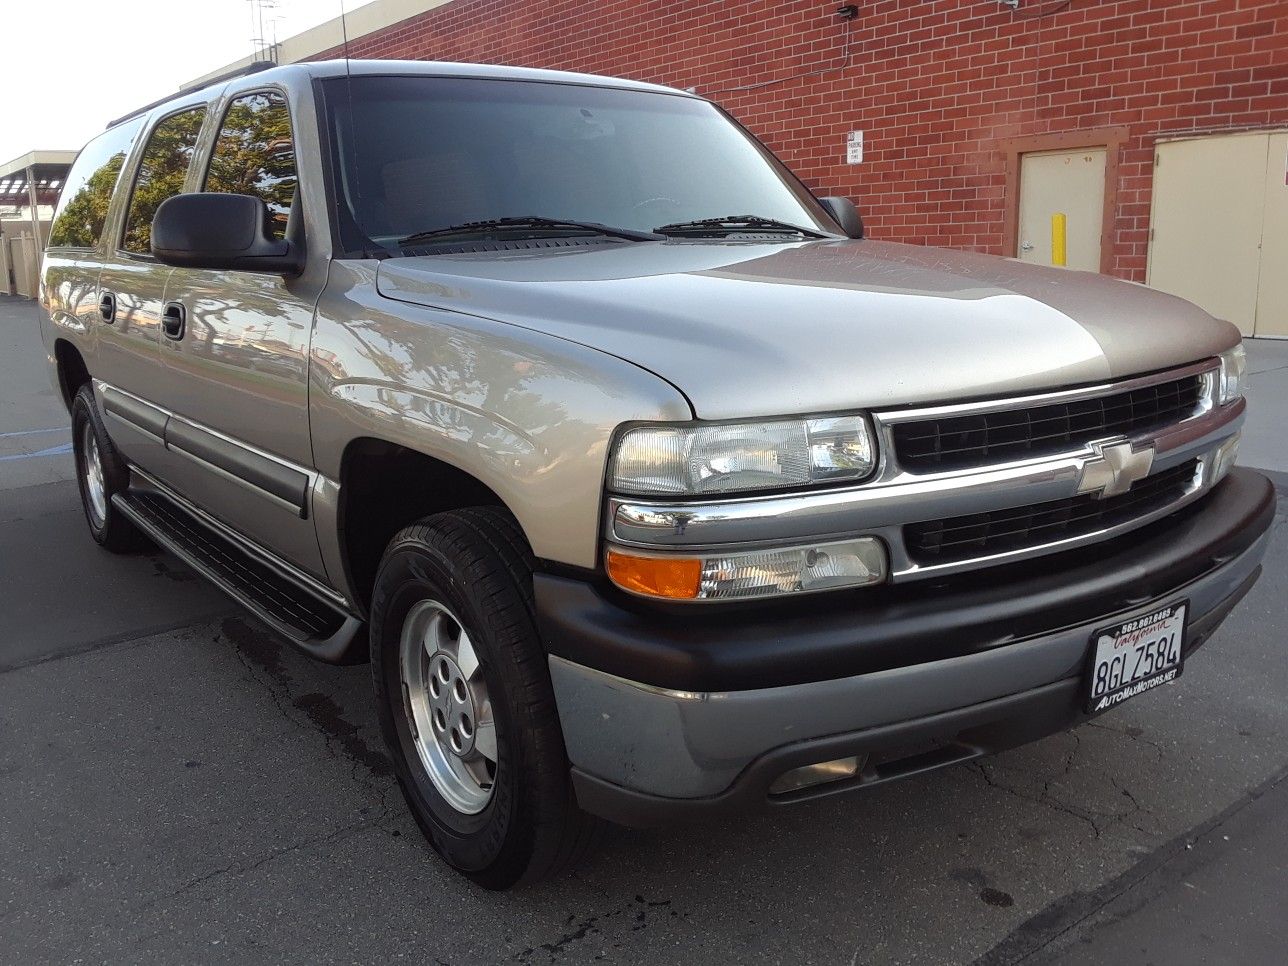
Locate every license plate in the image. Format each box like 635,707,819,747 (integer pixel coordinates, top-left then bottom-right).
1085,601,1186,714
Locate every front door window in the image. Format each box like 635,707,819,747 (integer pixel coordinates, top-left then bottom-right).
204,91,298,241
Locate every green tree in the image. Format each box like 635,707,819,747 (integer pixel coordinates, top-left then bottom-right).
48,153,126,248
121,107,206,254
206,93,297,240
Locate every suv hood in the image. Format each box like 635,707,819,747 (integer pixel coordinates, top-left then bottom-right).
375,239,1238,419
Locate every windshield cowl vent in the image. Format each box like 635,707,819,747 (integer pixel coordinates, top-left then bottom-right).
400,237,622,257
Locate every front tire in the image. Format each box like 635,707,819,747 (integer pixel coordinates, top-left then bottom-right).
370,507,600,889
70,385,148,553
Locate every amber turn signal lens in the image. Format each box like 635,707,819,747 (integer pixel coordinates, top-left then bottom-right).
605,549,702,600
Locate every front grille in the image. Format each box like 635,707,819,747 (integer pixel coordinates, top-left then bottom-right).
892,374,1204,472
904,459,1200,565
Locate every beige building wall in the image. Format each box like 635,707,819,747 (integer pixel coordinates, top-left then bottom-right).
183,0,455,89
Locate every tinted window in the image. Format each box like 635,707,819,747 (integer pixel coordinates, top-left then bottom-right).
120,106,207,255
205,91,297,241
323,76,834,252
47,118,144,249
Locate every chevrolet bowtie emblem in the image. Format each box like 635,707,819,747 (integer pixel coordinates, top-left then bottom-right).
1077,441,1155,499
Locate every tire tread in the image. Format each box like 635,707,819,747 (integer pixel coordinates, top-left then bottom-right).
374,506,602,887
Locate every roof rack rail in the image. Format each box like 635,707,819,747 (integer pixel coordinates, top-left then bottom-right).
106,60,279,130
178,59,278,94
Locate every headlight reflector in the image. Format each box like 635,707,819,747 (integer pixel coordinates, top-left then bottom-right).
609,415,875,496
606,537,887,601
1218,345,1246,404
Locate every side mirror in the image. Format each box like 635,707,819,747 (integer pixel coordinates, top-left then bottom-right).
818,196,864,239
151,193,304,275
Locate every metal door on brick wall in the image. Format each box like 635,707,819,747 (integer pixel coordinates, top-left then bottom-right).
1148,130,1288,338
1017,148,1106,272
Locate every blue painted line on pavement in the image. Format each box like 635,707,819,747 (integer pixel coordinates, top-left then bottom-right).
0,427,68,439
0,442,74,462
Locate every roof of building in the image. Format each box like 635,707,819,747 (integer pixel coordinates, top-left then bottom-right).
0,151,78,208
183,0,455,89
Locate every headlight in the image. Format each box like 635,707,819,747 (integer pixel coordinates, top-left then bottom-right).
1218,345,1246,404
609,415,876,495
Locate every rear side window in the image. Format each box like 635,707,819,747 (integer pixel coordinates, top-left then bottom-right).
47,117,143,250
120,106,207,255
204,91,297,241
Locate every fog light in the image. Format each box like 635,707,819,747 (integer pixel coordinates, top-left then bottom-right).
1210,432,1240,486
605,537,887,602
769,755,865,795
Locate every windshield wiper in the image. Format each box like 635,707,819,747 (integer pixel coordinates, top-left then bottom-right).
397,216,662,246
653,214,830,238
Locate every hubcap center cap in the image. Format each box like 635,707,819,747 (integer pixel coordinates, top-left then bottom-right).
427,651,477,757
398,598,496,814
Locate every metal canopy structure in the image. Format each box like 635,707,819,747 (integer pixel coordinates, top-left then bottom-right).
0,150,77,251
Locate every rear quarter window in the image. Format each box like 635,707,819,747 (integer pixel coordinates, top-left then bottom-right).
47,117,144,250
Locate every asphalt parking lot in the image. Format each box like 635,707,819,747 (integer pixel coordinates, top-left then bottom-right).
2,292,1286,965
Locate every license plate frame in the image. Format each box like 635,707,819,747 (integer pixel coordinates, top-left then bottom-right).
1085,600,1187,715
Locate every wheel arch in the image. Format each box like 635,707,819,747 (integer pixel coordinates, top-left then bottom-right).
54,338,91,413
336,436,522,615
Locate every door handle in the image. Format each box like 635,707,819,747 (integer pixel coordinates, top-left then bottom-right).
1020,241,1035,253
161,301,186,341
99,292,116,323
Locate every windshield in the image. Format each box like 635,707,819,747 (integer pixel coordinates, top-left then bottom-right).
321,75,838,252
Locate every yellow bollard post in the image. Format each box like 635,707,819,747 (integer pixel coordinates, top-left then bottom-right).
1051,212,1068,267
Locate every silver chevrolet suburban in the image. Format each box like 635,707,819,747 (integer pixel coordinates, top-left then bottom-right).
40,60,1272,889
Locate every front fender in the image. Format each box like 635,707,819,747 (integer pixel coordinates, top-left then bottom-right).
309,261,693,576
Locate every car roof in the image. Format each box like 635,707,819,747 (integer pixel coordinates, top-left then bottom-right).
221,58,694,99
110,59,699,131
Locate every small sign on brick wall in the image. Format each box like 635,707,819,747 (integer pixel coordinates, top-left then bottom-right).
846,130,864,165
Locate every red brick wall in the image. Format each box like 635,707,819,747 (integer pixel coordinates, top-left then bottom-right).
316,0,1288,281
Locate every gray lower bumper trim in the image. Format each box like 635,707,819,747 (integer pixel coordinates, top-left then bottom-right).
550,528,1269,801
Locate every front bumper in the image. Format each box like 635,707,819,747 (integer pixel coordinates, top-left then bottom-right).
539,469,1275,826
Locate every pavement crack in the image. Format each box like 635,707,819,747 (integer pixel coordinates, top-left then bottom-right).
973,762,1288,965
139,818,376,910
967,758,1105,839
1085,721,1166,761
1106,774,1153,833
228,629,313,740
222,619,393,805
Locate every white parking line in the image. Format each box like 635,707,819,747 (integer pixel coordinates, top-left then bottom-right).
0,442,73,462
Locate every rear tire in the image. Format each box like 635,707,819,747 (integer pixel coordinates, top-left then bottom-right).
70,385,149,553
370,506,601,889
